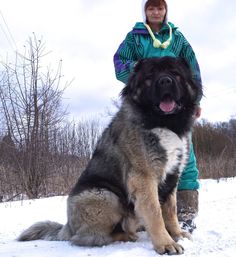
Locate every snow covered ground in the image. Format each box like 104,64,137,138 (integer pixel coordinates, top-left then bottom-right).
1,178,236,257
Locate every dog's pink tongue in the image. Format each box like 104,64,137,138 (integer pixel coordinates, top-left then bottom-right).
159,100,176,113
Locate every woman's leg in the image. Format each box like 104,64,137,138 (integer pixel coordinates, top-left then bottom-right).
177,143,199,233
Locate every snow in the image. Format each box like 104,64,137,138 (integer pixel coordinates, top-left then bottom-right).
1,178,236,257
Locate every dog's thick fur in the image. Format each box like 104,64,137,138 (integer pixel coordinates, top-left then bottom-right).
18,57,202,255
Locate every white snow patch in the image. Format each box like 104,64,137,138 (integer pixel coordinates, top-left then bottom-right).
1,178,236,256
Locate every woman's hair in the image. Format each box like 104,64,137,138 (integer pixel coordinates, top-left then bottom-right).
142,0,168,23
144,0,167,11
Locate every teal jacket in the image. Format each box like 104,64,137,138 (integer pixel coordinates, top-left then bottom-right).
113,22,201,190
114,22,202,89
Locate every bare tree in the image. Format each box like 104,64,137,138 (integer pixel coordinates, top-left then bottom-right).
0,34,67,198
44,119,103,195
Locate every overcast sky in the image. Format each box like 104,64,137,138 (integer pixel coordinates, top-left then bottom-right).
1,0,236,123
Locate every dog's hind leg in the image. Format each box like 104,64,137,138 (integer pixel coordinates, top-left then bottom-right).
67,189,129,246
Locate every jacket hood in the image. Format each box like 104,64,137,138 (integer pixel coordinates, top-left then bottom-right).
141,0,168,23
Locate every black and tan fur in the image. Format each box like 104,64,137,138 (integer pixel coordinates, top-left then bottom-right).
18,57,202,255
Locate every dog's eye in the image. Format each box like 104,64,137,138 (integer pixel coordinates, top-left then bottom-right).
176,75,181,82
171,71,182,82
144,79,152,87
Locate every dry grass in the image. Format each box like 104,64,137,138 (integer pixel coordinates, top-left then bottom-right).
197,155,236,179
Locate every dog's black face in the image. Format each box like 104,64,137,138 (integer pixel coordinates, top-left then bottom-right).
122,57,202,116
121,57,203,134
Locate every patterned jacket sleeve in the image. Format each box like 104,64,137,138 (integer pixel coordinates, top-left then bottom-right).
113,32,138,84
178,32,203,102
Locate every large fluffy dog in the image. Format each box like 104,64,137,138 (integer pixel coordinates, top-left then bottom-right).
18,57,202,255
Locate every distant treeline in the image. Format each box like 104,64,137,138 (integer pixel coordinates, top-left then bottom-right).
193,119,236,180
0,116,235,202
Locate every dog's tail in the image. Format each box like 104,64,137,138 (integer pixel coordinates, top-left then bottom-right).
17,221,71,242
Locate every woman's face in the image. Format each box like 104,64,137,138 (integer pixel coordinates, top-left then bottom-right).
145,5,166,24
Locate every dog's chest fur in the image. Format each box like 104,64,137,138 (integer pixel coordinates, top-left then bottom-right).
150,127,189,180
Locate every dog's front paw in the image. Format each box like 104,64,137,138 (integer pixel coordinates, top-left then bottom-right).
154,240,184,255
169,229,192,242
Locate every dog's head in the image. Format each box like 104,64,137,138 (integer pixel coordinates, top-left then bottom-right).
121,57,202,116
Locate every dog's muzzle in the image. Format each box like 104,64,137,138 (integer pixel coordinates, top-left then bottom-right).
158,76,173,88
155,75,182,115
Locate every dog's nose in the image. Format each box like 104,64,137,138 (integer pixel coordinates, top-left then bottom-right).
158,76,173,87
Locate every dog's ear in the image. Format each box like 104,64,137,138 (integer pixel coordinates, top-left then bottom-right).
177,57,203,103
121,60,148,99
177,57,191,71
121,58,157,100
120,59,143,98
121,70,139,98
132,58,151,73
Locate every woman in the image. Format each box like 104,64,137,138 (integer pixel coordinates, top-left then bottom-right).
113,0,202,233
